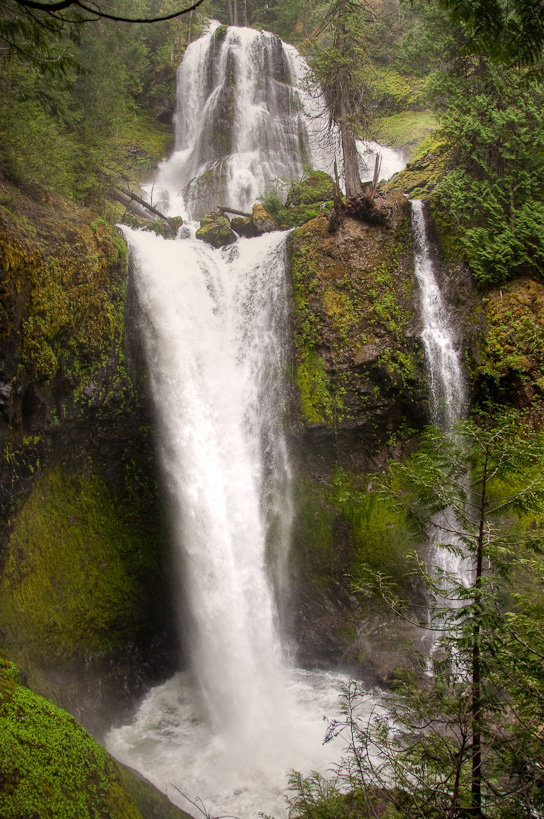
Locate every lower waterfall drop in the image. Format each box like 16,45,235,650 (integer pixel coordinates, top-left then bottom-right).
106,228,352,818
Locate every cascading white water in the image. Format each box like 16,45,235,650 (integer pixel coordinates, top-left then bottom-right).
126,229,291,740
410,199,471,598
411,199,467,430
107,26,407,817
152,23,311,219
150,22,406,219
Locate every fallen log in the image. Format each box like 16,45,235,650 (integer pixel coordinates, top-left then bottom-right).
217,205,252,218
116,187,174,224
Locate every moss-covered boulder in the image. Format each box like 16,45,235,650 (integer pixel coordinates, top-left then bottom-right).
385,136,450,199
286,170,335,207
252,203,281,234
196,212,237,247
0,659,189,819
231,215,259,238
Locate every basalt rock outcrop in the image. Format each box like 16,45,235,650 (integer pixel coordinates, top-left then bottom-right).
287,193,432,680
290,194,428,475
0,179,178,734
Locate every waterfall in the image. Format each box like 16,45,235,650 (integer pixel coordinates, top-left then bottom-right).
411,199,467,430
106,26,377,818
150,22,406,219
152,23,311,219
125,228,292,739
410,199,472,601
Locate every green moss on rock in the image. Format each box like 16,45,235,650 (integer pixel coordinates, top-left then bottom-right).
293,468,412,591
286,170,335,207
385,135,449,199
475,278,544,406
196,220,237,248
0,193,127,383
0,663,141,818
0,659,188,819
290,209,422,429
0,464,163,665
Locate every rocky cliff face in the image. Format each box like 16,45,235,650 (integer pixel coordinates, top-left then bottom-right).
290,194,428,474
0,179,177,735
286,194,433,682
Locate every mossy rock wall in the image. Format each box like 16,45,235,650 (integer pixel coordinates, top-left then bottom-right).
287,201,432,679
0,180,178,733
290,203,428,475
289,469,428,683
473,278,544,409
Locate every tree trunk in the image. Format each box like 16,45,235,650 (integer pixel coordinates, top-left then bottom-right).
471,453,487,817
243,0,248,27
341,126,363,199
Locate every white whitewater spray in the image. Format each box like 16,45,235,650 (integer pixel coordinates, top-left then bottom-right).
126,228,292,741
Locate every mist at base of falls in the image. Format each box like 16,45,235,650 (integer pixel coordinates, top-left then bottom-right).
107,668,357,819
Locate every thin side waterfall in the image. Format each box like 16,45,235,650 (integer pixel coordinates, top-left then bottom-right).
410,199,467,430
410,199,472,597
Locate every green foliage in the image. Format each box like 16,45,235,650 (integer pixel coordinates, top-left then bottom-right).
476,278,544,396
0,464,164,664
292,415,544,819
435,0,544,66
0,1,200,210
432,60,544,285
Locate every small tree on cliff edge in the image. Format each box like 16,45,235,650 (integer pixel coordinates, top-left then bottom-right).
288,412,544,819
308,0,380,199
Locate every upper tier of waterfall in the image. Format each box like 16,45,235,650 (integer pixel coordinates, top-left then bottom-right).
152,24,310,219
150,23,406,221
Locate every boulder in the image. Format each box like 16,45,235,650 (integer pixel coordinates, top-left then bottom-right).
196,221,237,248
252,203,281,234
196,212,238,248
231,216,259,238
